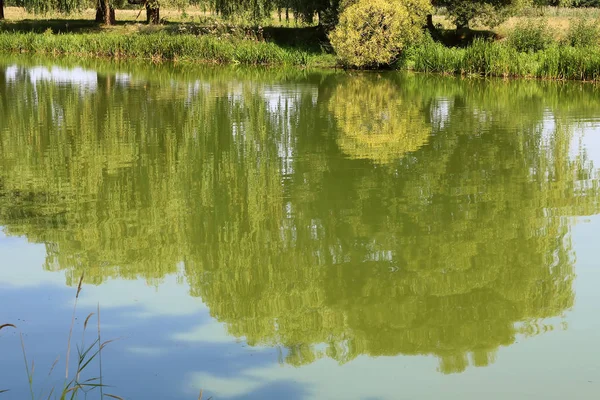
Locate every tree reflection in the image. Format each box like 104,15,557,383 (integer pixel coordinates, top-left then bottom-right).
329,75,431,164
0,63,599,373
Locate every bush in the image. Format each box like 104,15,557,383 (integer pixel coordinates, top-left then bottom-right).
329,0,431,68
508,19,555,53
565,18,600,48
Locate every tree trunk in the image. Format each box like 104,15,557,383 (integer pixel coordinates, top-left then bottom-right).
426,14,435,31
0,0,5,21
103,0,112,25
146,4,160,24
96,0,115,25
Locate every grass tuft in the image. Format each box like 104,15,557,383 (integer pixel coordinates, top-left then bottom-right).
5,274,121,400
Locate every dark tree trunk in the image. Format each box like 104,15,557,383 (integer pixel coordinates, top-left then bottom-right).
426,14,435,31
0,0,5,21
146,4,159,24
95,0,115,25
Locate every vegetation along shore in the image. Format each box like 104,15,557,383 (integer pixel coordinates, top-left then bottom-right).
1,1,600,79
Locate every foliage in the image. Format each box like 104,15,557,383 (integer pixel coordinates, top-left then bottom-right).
329,0,431,68
508,18,555,52
17,0,89,15
564,17,600,47
435,0,530,28
212,0,342,25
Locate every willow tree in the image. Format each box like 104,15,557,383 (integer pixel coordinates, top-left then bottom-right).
19,0,84,15
17,0,118,24
433,0,530,29
211,0,342,25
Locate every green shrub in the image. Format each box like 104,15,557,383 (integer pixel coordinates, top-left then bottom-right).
565,18,600,48
508,19,555,53
329,0,431,68
406,33,463,74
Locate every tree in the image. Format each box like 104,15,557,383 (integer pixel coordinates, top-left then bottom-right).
95,0,116,24
146,0,160,23
0,0,5,20
210,0,342,27
434,0,529,29
17,0,118,24
126,0,187,24
329,0,431,67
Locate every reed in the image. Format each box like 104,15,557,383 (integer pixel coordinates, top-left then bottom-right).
1,275,122,400
406,35,600,81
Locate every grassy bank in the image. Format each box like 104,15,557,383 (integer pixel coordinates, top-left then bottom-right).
403,37,600,81
0,31,334,66
1,9,600,80
2,30,600,80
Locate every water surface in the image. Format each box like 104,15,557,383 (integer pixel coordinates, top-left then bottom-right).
0,58,599,399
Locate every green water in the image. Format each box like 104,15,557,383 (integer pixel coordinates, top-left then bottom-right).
0,59,599,400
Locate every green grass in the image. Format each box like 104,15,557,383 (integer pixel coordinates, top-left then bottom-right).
0,30,334,67
1,17,599,79
403,35,600,81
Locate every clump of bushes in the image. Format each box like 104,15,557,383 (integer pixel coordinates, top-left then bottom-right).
565,18,600,47
508,19,555,53
328,0,431,68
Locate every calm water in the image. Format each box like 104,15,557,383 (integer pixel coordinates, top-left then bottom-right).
1,58,600,400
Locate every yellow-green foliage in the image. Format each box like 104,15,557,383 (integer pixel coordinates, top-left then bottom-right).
329,75,431,164
329,0,431,68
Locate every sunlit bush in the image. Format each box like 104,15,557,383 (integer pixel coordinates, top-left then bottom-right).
508,19,555,53
329,0,431,68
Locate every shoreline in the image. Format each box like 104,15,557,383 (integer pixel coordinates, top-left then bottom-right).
1,31,600,82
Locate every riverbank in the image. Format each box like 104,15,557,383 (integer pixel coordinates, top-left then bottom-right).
0,31,335,67
404,36,600,81
1,29,600,80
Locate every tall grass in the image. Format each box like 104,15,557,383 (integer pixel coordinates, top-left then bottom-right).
0,31,327,66
406,34,600,81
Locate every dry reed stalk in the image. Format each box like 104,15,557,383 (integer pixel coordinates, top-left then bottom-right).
65,274,85,380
